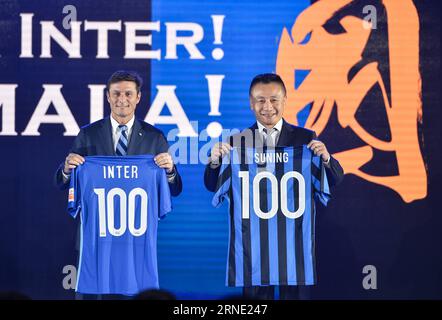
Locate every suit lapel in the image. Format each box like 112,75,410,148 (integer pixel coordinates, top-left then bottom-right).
127,119,143,155
249,123,260,148
100,117,115,155
276,119,293,147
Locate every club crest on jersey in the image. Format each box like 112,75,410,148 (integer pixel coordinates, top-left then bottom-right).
68,188,74,202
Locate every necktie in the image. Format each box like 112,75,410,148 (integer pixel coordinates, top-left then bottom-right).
262,128,276,148
116,125,128,156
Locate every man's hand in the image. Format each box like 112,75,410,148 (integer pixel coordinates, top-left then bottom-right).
64,153,85,175
154,152,174,173
209,142,232,165
307,140,330,163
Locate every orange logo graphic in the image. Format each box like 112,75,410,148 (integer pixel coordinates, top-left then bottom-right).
276,0,426,203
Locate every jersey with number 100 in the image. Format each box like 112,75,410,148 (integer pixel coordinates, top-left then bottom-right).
68,155,171,295
213,146,330,287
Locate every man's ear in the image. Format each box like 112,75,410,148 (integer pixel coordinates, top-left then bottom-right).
106,91,110,104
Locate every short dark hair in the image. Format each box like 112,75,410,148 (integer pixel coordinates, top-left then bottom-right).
249,73,287,97
107,70,143,93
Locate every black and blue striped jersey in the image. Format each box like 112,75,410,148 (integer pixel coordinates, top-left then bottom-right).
213,146,330,287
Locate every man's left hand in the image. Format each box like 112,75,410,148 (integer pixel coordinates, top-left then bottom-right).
154,152,174,173
307,140,330,163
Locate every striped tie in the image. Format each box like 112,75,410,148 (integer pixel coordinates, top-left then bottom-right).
116,125,128,156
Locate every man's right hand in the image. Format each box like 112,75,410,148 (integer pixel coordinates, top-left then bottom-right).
63,153,85,175
209,142,232,166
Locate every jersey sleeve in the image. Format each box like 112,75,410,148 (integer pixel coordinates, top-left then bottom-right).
212,153,232,208
67,166,81,218
312,155,331,206
157,168,172,219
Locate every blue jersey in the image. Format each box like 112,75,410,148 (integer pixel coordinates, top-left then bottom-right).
68,155,172,295
212,146,330,287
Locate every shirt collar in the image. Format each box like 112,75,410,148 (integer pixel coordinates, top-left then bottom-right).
110,115,135,133
257,118,283,133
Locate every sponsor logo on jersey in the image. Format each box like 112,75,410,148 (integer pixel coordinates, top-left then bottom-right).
68,188,74,202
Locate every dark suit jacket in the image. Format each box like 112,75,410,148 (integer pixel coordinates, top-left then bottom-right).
204,119,344,192
55,116,182,196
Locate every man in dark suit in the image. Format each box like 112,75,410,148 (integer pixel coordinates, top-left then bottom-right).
204,73,344,300
55,70,181,300
55,70,182,196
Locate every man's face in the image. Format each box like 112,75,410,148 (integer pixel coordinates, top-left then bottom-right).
250,82,286,127
107,81,141,123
